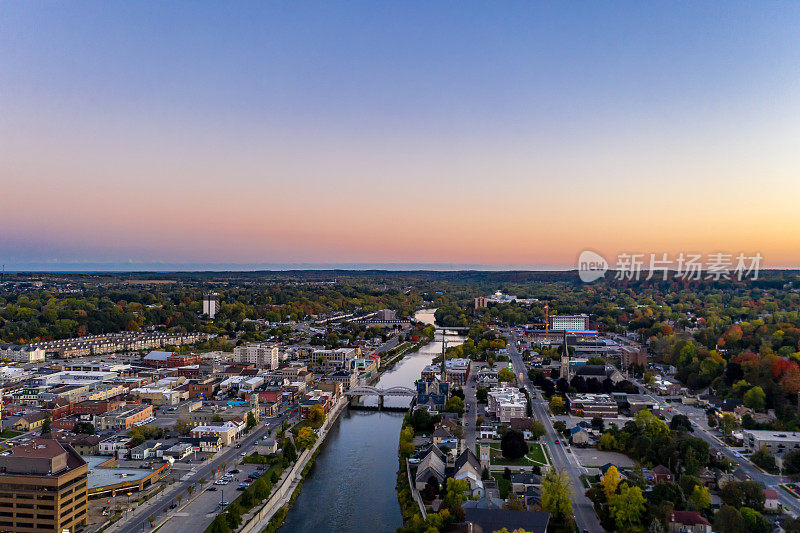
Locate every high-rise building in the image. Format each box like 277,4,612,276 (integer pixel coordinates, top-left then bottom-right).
549,314,589,331
234,343,280,369
0,438,88,532
202,293,220,319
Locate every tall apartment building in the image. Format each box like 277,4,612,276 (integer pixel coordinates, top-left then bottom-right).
234,343,279,369
549,314,589,331
202,293,221,319
0,439,88,533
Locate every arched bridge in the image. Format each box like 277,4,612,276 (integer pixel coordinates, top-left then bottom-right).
345,386,416,409
344,385,416,398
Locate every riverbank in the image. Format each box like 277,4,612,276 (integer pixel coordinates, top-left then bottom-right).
235,396,349,533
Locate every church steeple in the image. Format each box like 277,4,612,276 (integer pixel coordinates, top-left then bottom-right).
441,338,447,382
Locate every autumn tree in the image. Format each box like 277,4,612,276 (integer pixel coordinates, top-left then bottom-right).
610,483,645,529
601,465,621,501
541,469,573,519
296,427,317,449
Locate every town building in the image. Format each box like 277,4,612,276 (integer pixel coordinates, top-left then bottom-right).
549,314,589,331
0,344,46,363
190,422,238,446
0,439,88,533
486,384,526,423
202,293,220,319
94,404,153,430
567,393,619,418
741,429,800,454
234,343,279,369
312,348,357,371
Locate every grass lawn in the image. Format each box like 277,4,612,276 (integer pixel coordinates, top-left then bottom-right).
0,429,21,440
291,418,323,434
477,442,549,467
492,473,511,498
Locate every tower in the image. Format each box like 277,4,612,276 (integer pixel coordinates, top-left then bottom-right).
559,331,571,381
440,338,447,383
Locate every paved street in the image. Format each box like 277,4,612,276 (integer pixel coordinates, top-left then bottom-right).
109,413,290,533
505,329,603,532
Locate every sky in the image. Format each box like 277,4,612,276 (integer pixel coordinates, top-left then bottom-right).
2,2,800,271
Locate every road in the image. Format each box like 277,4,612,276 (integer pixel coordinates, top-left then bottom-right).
635,383,800,517
110,413,290,533
505,329,603,532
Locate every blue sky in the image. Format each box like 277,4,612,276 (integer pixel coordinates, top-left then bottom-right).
2,2,800,269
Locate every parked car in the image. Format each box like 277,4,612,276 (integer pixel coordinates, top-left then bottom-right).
207,487,217,491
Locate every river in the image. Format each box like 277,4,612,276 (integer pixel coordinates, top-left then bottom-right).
279,309,464,533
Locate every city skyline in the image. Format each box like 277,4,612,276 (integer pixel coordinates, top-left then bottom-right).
3,2,800,270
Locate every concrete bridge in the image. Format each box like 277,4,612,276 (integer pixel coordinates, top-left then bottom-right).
344,385,416,409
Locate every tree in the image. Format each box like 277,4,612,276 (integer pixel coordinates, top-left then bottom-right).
501,430,528,460
719,413,738,435
481,466,490,480
399,426,415,458
591,416,605,431
529,420,546,440
498,368,515,383
187,485,194,496
282,439,297,463
549,396,565,415
784,449,800,475
601,466,621,501
148,515,157,528
208,514,231,533
670,414,693,433
41,416,51,435
541,469,573,519
610,484,645,528
476,387,488,403
740,480,765,510
212,414,224,423
246,412,257,431
689,484,711,511
650,481,685,510
714,505,744,533
719,481,743,507
173,419,192,436
751,446,777,472
73,421,95,435
504,491,526,511
598,433,618,451
743,386,766,411
309,404,326,426
445,396,464,415
740,507,771,533
296,426,317,449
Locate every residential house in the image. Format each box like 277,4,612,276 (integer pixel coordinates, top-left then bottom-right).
432,427,458,450
415,446,446,491
667,511,712,533
570,426,590,446
764,488,781,512
454,449,483,497
652,464,674,483
463,509,550,533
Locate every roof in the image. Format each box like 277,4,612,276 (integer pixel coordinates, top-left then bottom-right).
668,511,711,526
455,449,481,473
652,464,672,475
463,509,550,533
764,488,779,499
462,496,505,509
144,351,174,361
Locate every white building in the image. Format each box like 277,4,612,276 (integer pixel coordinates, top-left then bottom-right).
0,344,46,363
742,429,800,454
203,293,221,319
234,343,279,369
549,314,589,331
312,348,357,371
486,384,526,423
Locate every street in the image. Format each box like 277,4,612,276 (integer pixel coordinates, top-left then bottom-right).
506,329,603,532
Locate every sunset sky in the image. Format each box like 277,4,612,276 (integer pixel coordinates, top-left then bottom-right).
3,2,800,270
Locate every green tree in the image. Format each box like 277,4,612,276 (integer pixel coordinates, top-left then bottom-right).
41,416,51,435
500,430,528,460
714,505,743,533
751,446,777,472
444,396,464,415
719,413,738,436
398,426,415,458
689,485,711,511
246,411,257,431
498,368,515,383
173,419,192,436
610,484,646,528
783,449,800,475
743,386,766,411
541,469,573,519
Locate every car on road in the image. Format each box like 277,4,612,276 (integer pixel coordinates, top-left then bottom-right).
214,480,227,485
554,440,560,445
240,452,246,456
207,487,217,491
230,469,240,474
219,500,229,506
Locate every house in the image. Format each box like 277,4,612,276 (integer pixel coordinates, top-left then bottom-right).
454,450,483,496
652,464,674,483
256,439,278,455
667,511,712,533
57,434,101,455
130,441,161,460
13,412,48,432
696,467,716,488
462,509,550,533
432,427,458,449
511,471,542,508
764,488,781,512
570,426,590,446
415,446,446,491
